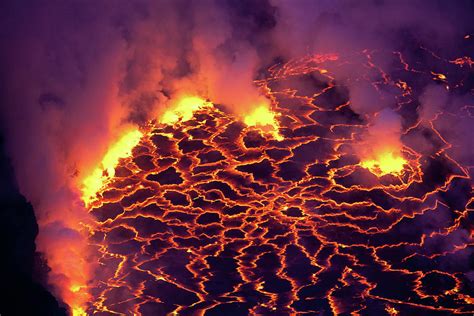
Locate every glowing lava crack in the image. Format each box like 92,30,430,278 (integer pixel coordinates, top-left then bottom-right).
79,52,473,315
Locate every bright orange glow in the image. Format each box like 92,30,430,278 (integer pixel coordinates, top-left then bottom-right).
66,282,89,316
431,71,447,81
70,284,84,293
361,151,407,176
81,129,142,204
71,307,87,316
244,105,283,140
160,96,212,124
385,305,399,315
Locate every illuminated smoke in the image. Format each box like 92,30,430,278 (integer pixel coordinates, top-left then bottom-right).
357,109,406,176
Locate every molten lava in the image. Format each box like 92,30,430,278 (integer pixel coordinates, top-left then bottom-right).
81,129,143,205
71,307,87,316
243,105,283,140
68,50,473,315
361,151,407,176
160,96,211,124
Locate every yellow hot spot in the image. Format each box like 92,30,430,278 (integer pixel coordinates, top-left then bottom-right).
160,96,211,124
361,151,406,176
431,71,447,81
81,129,142,204
72,307,87,316
244,105,283,141
385,305,399,315
70,284,83,293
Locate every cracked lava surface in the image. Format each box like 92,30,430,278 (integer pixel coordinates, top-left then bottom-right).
83,51,474,315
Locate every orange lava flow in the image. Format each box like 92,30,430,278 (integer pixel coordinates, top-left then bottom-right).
70,51,473,315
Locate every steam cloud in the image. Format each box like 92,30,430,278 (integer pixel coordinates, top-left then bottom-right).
0,0,472,311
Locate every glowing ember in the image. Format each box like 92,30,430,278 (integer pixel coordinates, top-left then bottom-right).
244,105,283,140
81,129,142,204
361,151,407,176
160,96,212,124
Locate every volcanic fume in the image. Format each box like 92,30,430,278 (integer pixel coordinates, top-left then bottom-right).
0,1,473,316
